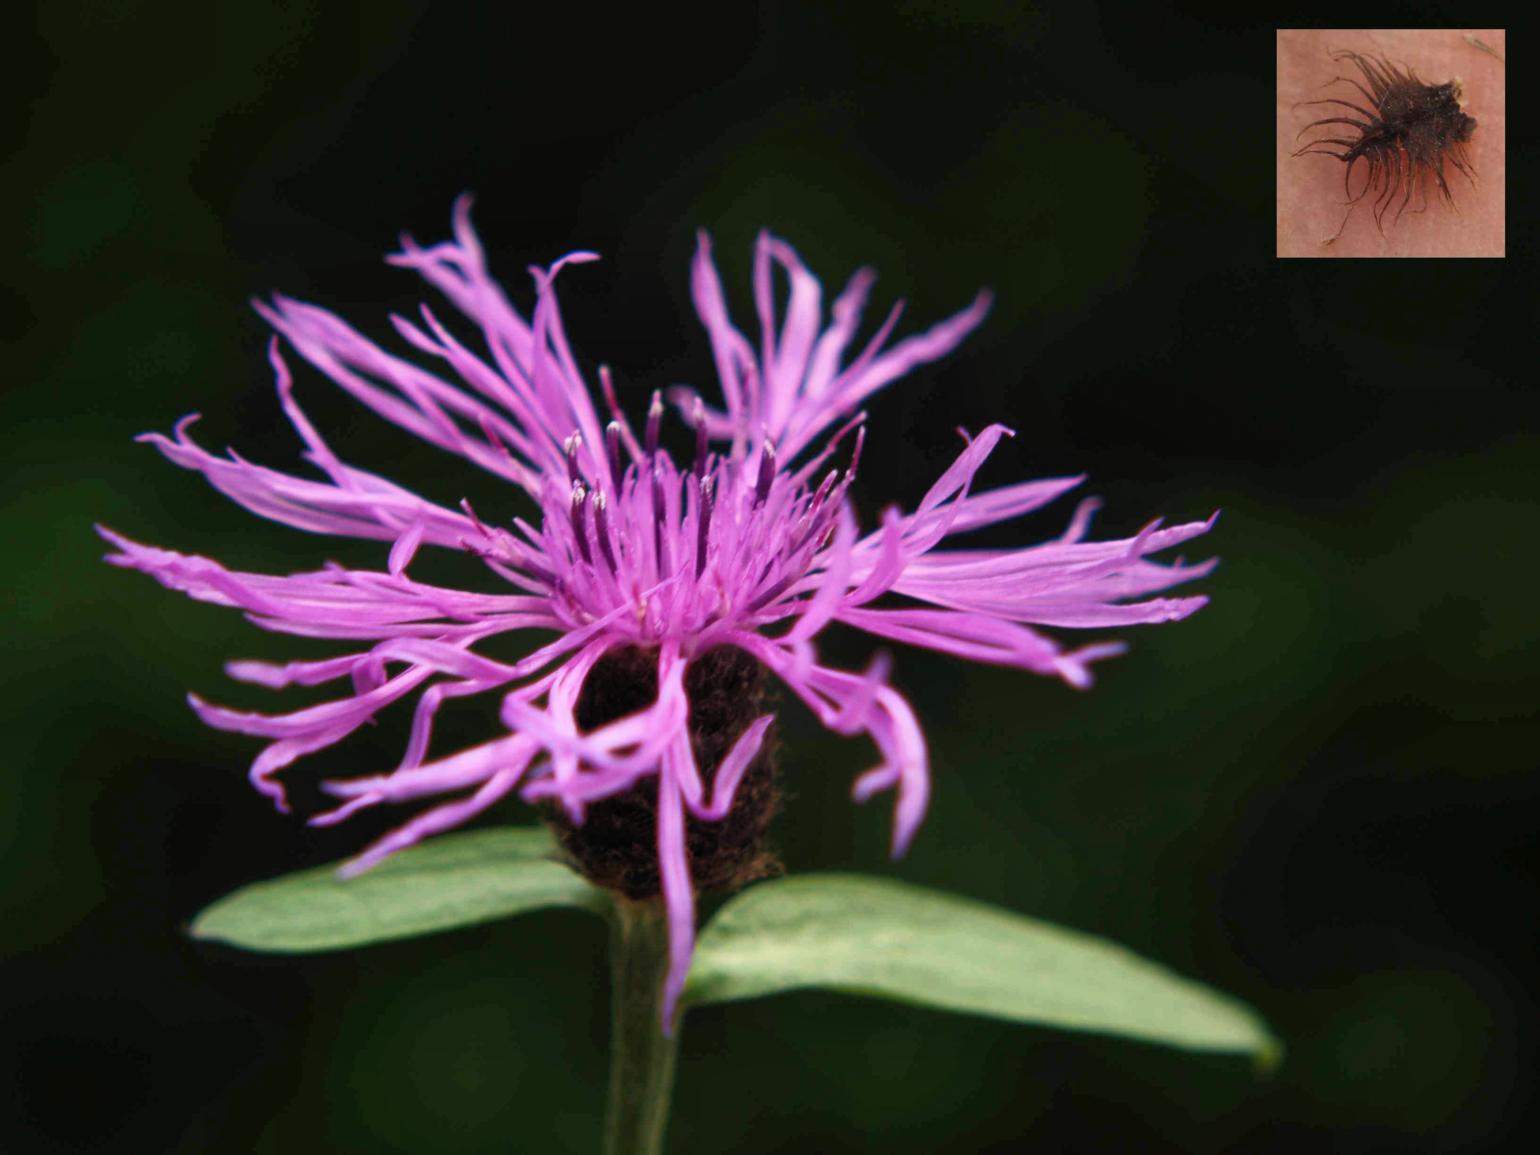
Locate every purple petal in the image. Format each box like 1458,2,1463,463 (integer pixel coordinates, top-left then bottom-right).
339,764,527,878
655,758,694,1036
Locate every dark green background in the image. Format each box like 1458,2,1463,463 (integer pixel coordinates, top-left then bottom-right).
5,3,1534,1152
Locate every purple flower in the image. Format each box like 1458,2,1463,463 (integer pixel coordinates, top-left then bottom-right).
101,199,1213,1027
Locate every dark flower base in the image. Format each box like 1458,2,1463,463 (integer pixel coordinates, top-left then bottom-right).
546,644,782,899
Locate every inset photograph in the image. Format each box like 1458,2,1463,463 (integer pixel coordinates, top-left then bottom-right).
1277,28,1505,258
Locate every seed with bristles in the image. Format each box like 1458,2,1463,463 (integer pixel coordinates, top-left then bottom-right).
1292,48,1478,245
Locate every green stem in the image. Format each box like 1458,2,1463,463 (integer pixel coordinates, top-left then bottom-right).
604,897,680,1155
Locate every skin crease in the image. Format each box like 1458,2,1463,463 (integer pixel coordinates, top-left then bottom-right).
1276,28,1505,258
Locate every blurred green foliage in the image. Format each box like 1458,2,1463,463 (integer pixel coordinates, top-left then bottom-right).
4,2,1533,1153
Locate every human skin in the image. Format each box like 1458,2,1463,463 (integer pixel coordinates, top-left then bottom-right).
1276,28,1505,258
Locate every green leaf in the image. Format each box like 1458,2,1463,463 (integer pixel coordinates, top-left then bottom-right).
190,826,608,952
686,874,1276,1058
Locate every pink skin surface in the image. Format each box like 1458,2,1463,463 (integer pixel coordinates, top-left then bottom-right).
1276,28,1505,258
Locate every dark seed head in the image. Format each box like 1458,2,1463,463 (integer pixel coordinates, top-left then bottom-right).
1293,50,1480,243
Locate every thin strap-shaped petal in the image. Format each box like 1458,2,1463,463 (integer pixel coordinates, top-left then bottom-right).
387,194,538,395
784,502,856,643
258,296,537,489
226,653,363,689
870,685,929,858
339,764,528,878
528,253,611,489
323,732,539,804
998,594,1210,629
880,474,1084,540
686,714,774,821
845,505,906,605
187,665,434,740
836,605,1066,676
760,236,822,439
917,425,1013,515
135,417,477,547
98,529,558,636
779,290,993,461
800,266,876,405
656,757,694,1036
728,631,932,858
690,232,757,453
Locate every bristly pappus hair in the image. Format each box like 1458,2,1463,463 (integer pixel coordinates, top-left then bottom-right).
1293,49,1478,245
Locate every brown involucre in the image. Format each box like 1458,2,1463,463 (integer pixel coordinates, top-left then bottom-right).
544,645,782,899
1293,49,1477,245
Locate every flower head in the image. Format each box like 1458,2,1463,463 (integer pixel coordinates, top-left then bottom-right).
102,199,1213,1028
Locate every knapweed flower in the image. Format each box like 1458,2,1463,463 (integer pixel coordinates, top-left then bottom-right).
101,199,1213,1027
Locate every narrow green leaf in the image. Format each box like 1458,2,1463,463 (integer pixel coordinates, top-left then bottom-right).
190,827,608,952
687,874,1276,1057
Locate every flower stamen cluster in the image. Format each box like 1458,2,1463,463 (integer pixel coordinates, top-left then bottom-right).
102,199,1214,1028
